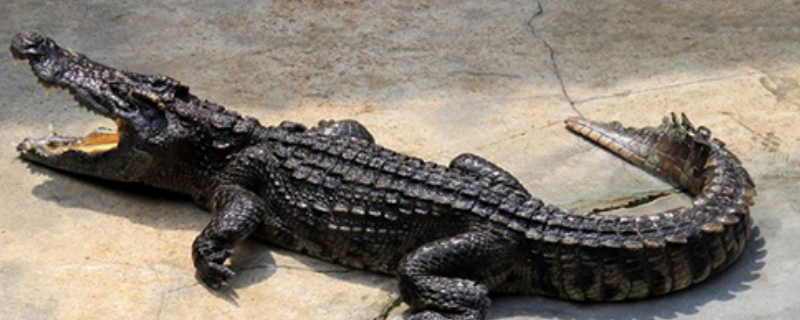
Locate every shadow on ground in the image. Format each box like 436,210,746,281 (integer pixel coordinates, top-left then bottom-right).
26,162,396,294
27,164,203,231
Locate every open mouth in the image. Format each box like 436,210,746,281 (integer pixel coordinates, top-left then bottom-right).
12,32,124,158
15,79,123,158
18,127,120,156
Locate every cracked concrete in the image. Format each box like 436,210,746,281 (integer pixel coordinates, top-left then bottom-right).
2,1,800,320
528,0,583,118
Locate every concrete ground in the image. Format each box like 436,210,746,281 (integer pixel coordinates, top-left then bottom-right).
1,1,798,319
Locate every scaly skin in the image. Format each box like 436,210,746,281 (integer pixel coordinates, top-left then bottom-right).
10,33,755,320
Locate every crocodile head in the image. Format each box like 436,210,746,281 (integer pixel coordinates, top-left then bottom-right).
11,32,192,158
10,32,256,192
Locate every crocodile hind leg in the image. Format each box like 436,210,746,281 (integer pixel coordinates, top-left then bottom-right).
312,119,376,143
191,149,297,288
278,119,376,143
398,231,514,320
450,153,530,197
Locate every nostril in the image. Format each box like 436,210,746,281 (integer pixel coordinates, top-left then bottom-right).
10,32,48,59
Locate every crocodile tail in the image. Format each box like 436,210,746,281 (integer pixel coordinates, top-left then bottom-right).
549,113,757,299
565,113,755,199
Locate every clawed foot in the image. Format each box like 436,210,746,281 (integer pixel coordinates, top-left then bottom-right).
192,237,235,289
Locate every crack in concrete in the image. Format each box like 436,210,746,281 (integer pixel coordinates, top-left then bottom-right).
372,294,403,320
587,189,680,215
448,70,522,79
156,289,166,320
527,0,583,118
147,265,167,320
574,66,800,105
470,120,562,154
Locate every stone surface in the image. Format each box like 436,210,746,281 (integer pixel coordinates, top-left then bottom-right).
1,1,799,320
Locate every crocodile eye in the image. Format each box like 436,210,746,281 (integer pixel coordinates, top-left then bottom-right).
149,76,189,98
150,77,169,91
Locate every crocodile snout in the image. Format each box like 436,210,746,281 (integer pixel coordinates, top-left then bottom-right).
10,32,52,60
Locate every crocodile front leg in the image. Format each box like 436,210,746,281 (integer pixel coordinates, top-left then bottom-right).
278,119,376,143
192,184,268,288
398,231,515,320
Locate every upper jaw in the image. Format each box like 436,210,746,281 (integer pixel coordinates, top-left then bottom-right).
11,32,132,157
11,32,132,119
10,32,56,61
12,33,189,158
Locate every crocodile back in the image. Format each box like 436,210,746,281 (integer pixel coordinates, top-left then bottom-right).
255,130,490,273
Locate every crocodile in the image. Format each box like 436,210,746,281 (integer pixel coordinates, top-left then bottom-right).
10,32,756,320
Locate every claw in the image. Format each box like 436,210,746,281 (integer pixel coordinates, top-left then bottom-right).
193,240,235,290
680,112,695,132
696,125,712,141
197,262,235,289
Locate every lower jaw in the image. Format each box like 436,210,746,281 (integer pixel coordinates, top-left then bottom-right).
18,127,119,156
